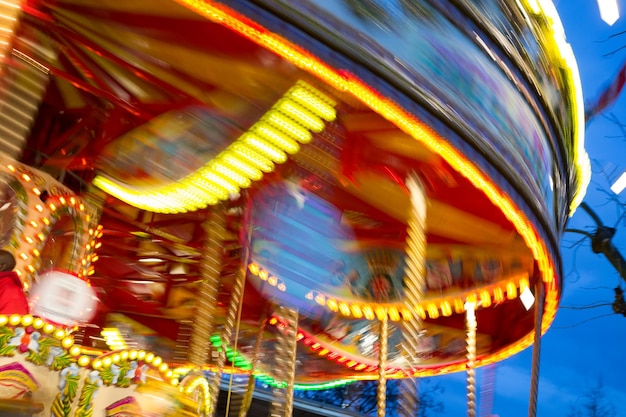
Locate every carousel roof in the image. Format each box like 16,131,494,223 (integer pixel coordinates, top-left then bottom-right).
0,0,584,384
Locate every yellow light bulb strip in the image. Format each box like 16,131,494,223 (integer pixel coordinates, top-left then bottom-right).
0,314,175,384
290,84,337,120
251,260,529,321
270,316,408,376
247,263,287,292
254,124,300,154
93,80,336,214
221,153,264,181
265,112,313,143
33,195,101,280
90,349,174,383
211,160,251,188
201,171,238,193
241,132,288,163
232,143,275,172
275,99,325,132
271,286,539,377
180,374,210,415
1,159,100,287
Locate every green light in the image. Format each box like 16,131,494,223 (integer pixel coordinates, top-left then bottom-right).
209,333,356,391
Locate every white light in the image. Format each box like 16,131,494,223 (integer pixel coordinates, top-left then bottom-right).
598,0,620,25
138,257,165,263
520,287,535,310
610,171,626,194
523,0,541,14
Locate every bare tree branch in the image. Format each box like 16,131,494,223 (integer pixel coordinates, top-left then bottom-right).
553,313,616,330
560,303,612,310
567,378,617,417
566,228,594,239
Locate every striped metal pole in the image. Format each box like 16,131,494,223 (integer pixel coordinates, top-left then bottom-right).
187,207,227,415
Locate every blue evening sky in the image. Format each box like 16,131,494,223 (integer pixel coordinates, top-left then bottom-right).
435,1,626,416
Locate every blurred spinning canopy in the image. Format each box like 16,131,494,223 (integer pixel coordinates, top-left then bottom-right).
0,0,587,383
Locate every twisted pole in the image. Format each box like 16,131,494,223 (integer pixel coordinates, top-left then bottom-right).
528,280,544,417
399,174,428,416
377,314,389,417
269,306,299,417
466,301,477,417
187,207,227,415
238,313,267,417
219,264,248,417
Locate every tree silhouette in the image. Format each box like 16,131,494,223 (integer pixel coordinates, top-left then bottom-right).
566,379,616,417
565,201,626,317
294,378,444,416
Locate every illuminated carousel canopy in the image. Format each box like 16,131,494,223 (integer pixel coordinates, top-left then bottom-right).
0,0,588,413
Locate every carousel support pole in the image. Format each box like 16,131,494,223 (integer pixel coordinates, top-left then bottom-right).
217,261,248,417
187,207,227,414
174,320,193,363
0,0,21,67
528,279,544,417
283,307,298,417
377,314,389,417
466,300,477,417
399,174,428,417
0,0,53,160
238,312,267,417
269,305,298,417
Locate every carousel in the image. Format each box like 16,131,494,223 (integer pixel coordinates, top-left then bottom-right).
0,0,587,416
